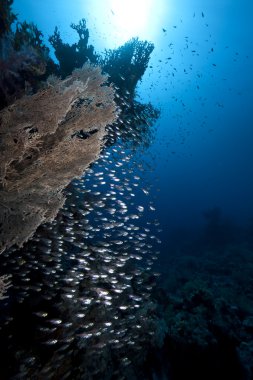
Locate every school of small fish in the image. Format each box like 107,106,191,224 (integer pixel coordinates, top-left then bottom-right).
0,118,161,378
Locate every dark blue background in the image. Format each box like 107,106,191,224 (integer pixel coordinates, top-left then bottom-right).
13,0,253,247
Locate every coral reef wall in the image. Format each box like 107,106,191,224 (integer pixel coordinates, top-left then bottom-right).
0,63,118,253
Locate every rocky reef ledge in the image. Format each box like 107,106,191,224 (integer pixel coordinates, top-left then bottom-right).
0,63,118,253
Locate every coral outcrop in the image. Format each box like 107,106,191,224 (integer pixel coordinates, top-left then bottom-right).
0,0,17,38
0,33,47,109
0,63,118,253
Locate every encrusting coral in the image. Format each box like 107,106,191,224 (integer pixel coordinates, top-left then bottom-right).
0,63,118,253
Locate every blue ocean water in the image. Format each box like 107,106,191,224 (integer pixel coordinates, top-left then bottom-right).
0,0,253,378
12,1,253,230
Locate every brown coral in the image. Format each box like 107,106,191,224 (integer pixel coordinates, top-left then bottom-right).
0,63,118,253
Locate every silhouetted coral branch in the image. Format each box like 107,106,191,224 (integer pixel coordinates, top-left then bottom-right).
49,19,98,78
103,37,154,100
0,63,118,253
0,0,17,38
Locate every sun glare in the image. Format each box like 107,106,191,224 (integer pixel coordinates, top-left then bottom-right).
85,0,168,49
109,0,153,41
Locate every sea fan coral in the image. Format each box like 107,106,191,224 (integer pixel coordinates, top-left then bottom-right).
0,63,118,253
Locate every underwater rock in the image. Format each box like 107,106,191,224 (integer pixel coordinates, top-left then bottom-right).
0,63,118,253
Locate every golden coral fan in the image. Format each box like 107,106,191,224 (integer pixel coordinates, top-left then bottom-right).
0,63,118,253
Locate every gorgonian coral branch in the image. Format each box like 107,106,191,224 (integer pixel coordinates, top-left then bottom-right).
0,63,118,253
